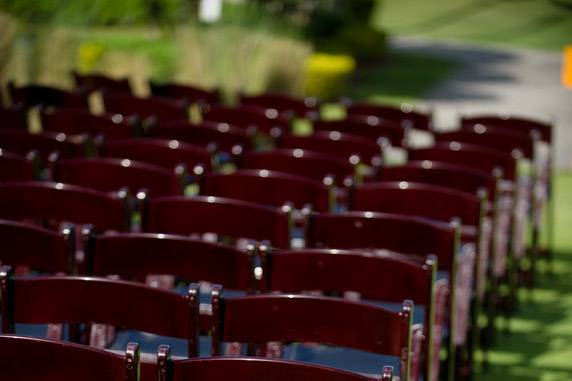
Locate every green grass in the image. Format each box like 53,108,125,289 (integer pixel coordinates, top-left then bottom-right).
373,0,572,51
347,50,459,105
475,172,572,381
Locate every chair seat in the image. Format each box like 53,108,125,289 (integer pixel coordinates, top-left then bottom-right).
284,343,401,376
109,330,212,358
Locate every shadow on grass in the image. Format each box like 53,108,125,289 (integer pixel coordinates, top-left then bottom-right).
346,49,459,105
477,250,572,380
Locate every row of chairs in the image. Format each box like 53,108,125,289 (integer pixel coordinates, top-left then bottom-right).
0,335,395,381
0,74,555,381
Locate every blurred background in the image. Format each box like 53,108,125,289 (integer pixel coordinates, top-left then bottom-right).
1,4,572,379
1,0,570,141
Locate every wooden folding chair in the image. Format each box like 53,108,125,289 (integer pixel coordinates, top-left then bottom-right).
40,109,141,141
148,120,253,157
0,335,140,381
152,349,394,381
278,131,384,169
56,158,184,197
306,211,459,381
142,196,291,249
239,148,356,187
0,148,40,182
263,248,436,381
102,138,212,175
200,169,332,212
210,290,413,381
0,130,91,162
313,116,407,147
0,267,200,357
0,181,130,232
103,94,189,121
351,181,487,377
0,219,74,274
461,114,555,275
200,104,290,138
344,101,432,131
239,92,320,119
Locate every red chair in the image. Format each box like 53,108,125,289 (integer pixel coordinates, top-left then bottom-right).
7,82,89,109
200,104,290,137
210,290,413,381
306,211,459,381
279,131,383,168
56,158,184,197
154,351,393,381
40,109,141,141
408,142,516,181
352,182,482,229
103,93,189,121
0,219,74,274
143,196,291,249
102,138,212,174
88,232,255,291
462,114,555,269
87,232,257,332
148,120,253,156
461,114,552,143
264,248,436,381
200,170,331,212
239,148,356,187
239,92,319,119
72,71,132,95
313,116,407,147
0,149,39,182
0,105,28,129
374,161,497,202
0,182,129,232
344,101,432,131
0,267,200,357
0,130,90,162
435,128,535,162
434,130,538,282
0,335,140,381
150,82,220,105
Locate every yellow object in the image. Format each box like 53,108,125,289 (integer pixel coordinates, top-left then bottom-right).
304,53,356,100
78,42,105,72
563,45,572,89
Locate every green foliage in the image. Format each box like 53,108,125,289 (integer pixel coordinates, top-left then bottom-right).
374,0,572,51
0,0,194,26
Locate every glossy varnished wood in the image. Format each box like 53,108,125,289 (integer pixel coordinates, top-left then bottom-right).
103,93,189,121
239,148,356,187
279,131,383,167
408,142,517,181
0,181,129,231
0,268,200,356
57,158,184,197
0,148,38,182
200,169,331,212
148,120,253,154
313,116,406,147
0,219,73,273
102,138,212,172
89,232,255,291
0,335,140,381
40,109,140,140
143,196,291,249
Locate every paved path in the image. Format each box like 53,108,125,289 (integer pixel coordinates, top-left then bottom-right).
393,37,572,168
